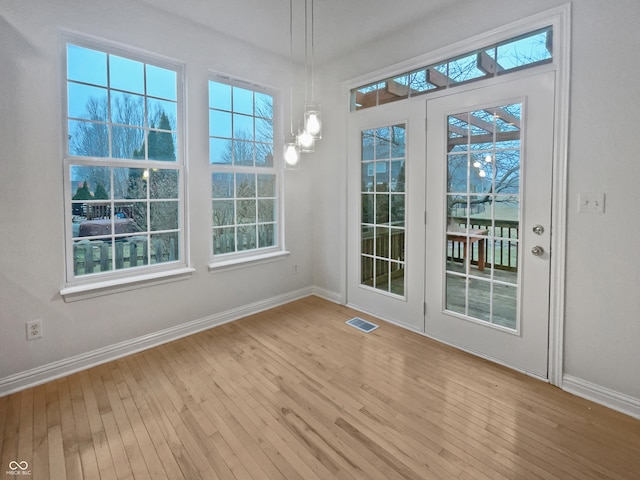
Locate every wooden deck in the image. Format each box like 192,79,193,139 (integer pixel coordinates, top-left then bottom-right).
1,296,639,479
446,259,518,328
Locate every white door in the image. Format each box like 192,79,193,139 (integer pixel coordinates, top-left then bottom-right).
347,100,426,331
425,72,555,378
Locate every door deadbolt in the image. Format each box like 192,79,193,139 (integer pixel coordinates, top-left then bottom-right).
532,225,544,235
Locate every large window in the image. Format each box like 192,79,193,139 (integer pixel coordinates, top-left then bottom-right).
64,39,185,285
209,79,280,262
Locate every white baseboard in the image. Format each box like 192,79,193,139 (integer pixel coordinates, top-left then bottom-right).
311,286,343,304
563,375,640,420
0,287,313,397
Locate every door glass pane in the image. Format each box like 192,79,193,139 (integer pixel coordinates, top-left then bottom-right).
445,104,521,329
447,154,468,193
360,124,406,296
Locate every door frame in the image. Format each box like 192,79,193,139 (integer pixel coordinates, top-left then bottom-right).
342,5,571,387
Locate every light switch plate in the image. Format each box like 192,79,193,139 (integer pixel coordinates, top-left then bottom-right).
578,193,605,214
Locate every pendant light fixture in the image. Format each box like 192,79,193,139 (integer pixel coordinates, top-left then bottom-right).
297,125,315,152
284,0,299,166
301,0,322,141
304,104,322,139
286,0,322,165
284,141,300,165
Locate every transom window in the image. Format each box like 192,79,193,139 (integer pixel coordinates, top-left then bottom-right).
64,39,185,284
209,79,280,260
351,27,552,111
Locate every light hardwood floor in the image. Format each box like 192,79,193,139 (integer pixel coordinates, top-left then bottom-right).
1,296,639,479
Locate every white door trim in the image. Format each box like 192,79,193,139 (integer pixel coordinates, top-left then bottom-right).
547,5,571,389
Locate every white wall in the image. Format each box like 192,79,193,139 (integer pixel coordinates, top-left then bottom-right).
0,0,314,388
562,0,640,402
312,0,640,411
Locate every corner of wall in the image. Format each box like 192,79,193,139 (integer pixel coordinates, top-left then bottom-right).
311,286,344,305
563,374,640,420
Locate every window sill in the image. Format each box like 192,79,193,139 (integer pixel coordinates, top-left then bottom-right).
60,267,196,302
208,250,290,273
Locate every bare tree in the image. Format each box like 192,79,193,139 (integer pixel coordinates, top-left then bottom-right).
70,95,177,206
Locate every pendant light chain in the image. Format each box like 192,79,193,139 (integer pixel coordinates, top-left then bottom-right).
289,0,295,138
304,0,309,106
310,0,315,102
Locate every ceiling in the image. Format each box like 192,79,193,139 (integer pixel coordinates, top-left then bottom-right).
135,0,457,65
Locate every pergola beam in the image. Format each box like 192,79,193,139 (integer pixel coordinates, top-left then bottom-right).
427,68,450,88
447,130,521,147
355,90,377,109
477,51,504,75
451,113,496,135
448,124,468,137
386,80,410,98
492,107,520,129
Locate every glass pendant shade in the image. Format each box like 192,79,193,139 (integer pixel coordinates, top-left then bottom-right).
304,105,322,139
297,129,315,152
284,142,300,166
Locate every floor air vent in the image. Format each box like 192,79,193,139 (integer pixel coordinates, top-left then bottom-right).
346,317,379,333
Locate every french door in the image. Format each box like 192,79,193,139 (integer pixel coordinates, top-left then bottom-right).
347,100,426,331
425,72,555,378
348,71,555,378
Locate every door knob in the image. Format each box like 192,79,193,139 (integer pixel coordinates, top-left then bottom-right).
531,246,544,256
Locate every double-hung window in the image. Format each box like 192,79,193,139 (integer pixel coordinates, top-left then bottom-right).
209,78,282,266
63,38,186,290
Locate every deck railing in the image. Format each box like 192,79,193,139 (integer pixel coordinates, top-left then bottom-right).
449,217,519,271
360,218,519,280
73,236,176,276
360,226,405,286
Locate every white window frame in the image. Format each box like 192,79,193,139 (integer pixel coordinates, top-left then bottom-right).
208,74,288,271
60,34,192,301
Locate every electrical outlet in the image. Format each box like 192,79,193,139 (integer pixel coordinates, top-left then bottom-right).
26,319,43,340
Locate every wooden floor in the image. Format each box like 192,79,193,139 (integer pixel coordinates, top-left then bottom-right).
1,296,639,479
